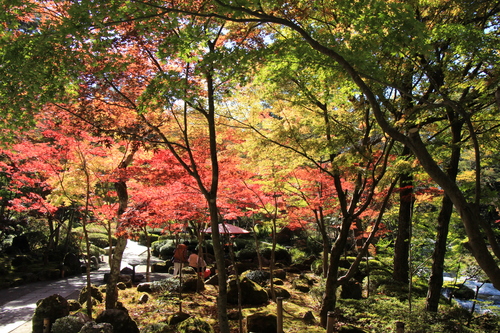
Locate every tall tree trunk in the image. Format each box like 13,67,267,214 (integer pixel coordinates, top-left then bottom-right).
105,183,128,309
144,226,151,282
426,115,462,311
44,215,55,265
105,145,137,309
204,42,230,333
319,215,353,327
207,199,229,333
314,207,330,277
425,194,453,312
393,147,414,284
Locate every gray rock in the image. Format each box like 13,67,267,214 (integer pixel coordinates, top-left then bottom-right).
79,321,113,333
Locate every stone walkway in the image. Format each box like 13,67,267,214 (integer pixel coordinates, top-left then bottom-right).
0,241,166,333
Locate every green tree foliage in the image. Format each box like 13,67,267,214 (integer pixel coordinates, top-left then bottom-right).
1,0,500,328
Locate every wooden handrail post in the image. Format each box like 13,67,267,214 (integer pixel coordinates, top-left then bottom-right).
326,311,335,333
277,297,284,333
396,321,405,333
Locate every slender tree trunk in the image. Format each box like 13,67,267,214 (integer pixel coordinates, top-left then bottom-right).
105,146,137,309
80,150,94,318
145,227,151,282
82,216,93,317
64,208,76,255
44,215,55,265
253,223,263,270
314,208,330,277
207,199,230,333
393,152,414,284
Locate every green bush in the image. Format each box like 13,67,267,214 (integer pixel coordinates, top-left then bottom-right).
289,247,308,263
159,241,177,259
152,239,177,258
311,259,323,276
51,315,85,333
88,232,111,248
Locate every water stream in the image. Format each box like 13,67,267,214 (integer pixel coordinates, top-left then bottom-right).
443,276,500,314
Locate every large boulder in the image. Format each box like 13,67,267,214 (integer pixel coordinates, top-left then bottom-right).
227,276,269,305
182,276,205,293
103,273,132,287
205,274,218,286
450,284,476,300
50,315,87,333
32,294,70,333
152,262,172,273
292,278,311,293
78,284,104,305
137,282,152,293
243,270,271,286
166,311,190,326
63,253,81,275
273,269,287,280
177,317,214,333
267,286,291,299
245,312,277,333
95,309,139,333
67,299,81,312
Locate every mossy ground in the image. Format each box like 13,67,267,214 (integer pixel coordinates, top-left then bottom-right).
85,273,325,333
79,271,500,333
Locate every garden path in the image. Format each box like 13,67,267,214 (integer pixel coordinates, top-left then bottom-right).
0,240,165,333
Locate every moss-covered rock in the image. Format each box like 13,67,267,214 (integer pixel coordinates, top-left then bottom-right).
227,276,269,305
152,262,172,273
451,284,475,300
32,294,70,333
177,317,214,333
166,311,190,326
50,315,86,333
245,312,277,333
292,278,312,293
243,270,271,286
267,286,291,299
78,284,103,305
95,309,139,333
181,276,205,293
67,299,81,312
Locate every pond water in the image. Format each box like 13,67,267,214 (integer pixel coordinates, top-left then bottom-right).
443,276,500,314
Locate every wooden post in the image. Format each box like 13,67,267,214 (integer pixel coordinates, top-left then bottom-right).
326,311,335,333
277,297,283,333
43,318,50,333
396,321,405,333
